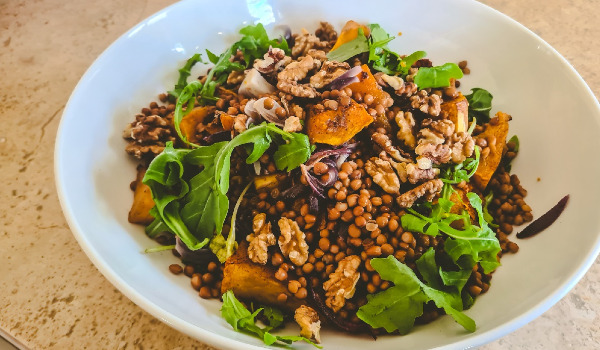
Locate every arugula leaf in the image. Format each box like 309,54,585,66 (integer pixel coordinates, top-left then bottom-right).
168,53,204,99
262,305,285,330
273,132,312,172
465,88,493,123
142,143,209,250
482,191,498,228
398,50,427,75
440,147,480,185
221,291,321,348
357,255,476,333
145,123,312,251
502,135,520,172
144,217,171,239
326,27,370,62
414,63,463,89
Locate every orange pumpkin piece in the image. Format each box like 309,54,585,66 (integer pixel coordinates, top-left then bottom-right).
220,113,235,131
306,98,373,146
128,166,155,225
440,93,469,133
331,20,370,51
179,106,215,143
347,64,391,106
472,111,512,190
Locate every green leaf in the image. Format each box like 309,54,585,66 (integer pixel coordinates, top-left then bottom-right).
502,135,519,171
398,50,427,75
262,305,285,329
220,291,321,348
465,88,493,123
414,63,463,89
440,268,472,294
144,216,171,239
358,255,475,333
142,142,208,250
273,132,312,172
168,53,204,98
326,27,370,62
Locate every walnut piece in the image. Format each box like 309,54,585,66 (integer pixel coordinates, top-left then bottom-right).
226,70,245,85
448,132,475,163
310,60,350,89
294,305,321,344
322,255,361,312
291,28,329,58
283,116,302,133
394,111,417,149
253,47,291,75
123,114,176,159
233,114,248,134
415,119,455,165
314,21,338,49
278,217,309,266
380,74,418,97
277,55,319,98
364,157,400,194
410,90,441,116
397,179,444,208
371,132,411,162
247,213,276,265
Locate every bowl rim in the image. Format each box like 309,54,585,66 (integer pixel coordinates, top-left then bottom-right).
54,0,600,349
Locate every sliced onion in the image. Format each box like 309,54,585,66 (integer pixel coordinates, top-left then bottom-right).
281,183,306,199
326,65,363,91
245,97,285,126
309,285,370,334
253,161,261,175
202,130,231,144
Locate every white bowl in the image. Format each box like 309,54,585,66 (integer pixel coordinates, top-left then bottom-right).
55,0,600,349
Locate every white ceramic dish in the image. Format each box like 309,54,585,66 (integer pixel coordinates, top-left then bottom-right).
55,0,600,349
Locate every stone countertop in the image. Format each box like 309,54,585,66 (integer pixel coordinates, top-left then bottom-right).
1,0,599,349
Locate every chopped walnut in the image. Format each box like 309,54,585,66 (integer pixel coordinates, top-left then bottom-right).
448,132,475,163
310,60,350,89
306,49,327,66
364,157,400,194
278,217,309,266
380,74,418,97
322,255,361,312
423,118,455,137
291,28,329,59
247,213,276,265
406,162,439,184
283,116,302,133
253,47,291,75
414,119,456,165
277,55,320,98
226,70,245,85
405,67,418,82
397,179,444,208
371,132,411,162
394,111,417,149
233,114,248,134
410,90,441,116
314,21,338,49
294,305,321,343
123,114,176,159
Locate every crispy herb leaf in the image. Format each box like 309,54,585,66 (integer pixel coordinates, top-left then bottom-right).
357,255,475,333
221,291,321,348
465,88,493,123
414,63,463,89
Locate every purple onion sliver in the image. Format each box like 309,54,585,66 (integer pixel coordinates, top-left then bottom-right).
516,195,569,239
309,194,319,213
175,237,215,265
281,184,305,199
326,65,363,91
202,130,231,144
309,286,369,334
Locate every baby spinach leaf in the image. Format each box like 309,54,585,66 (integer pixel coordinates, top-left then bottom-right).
357,255,476,333
414,63,463,89
221,291,321,348
465,88,493,123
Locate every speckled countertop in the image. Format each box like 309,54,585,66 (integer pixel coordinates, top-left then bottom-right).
1,0,599,349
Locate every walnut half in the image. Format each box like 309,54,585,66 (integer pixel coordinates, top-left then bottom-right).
322,255,361,312
294,305,321,343
247,213,275,265
278,217,309,266
364,157,401,194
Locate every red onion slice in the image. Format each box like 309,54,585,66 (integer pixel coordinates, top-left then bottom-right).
326,65,363,91
516,195,569,238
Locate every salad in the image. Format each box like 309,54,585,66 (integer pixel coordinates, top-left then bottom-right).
122,20,551,347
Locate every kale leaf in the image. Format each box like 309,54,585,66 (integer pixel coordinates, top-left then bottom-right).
465,88,493,123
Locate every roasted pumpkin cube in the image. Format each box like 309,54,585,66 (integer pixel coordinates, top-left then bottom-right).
472,111,512,190
441,93,469,133
331,20,370,51
128,166,155,225
179,106,216,143
306,98,373,145
221,241,306,312
347,64,390,106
